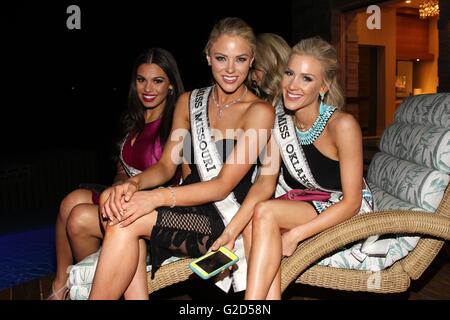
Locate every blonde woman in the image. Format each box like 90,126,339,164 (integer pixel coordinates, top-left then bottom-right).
88,17,274,299
245,37,374,300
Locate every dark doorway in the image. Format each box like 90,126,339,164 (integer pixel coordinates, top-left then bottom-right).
358,45,379,136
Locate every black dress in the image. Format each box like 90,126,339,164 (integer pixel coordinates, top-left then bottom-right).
281,143,341,190
281,143,342,213
149,138,254,277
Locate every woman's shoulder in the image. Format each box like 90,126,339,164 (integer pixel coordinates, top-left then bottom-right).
178,91,192,101
329,109,358,128
328,109,362,138
245,97,275,118
173,92,192,121
178,87,210,102
174,91,193,109
242,98,275,129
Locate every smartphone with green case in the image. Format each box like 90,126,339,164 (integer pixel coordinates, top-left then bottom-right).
189,246,239,280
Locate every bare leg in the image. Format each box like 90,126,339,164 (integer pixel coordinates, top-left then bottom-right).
243,216,280,299
265,267,281,300
68,204,150,299
242,221,253,261
245,201,282,299
66,204,103,261
89,212,157,300
123,239,149,300
50,189,93,300
245,200,317,300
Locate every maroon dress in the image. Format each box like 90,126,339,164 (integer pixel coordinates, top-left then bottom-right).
88,118,180,203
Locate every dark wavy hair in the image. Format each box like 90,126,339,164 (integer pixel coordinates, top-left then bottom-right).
120,48,184,147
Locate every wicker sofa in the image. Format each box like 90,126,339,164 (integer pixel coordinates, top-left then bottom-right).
147,93,450,296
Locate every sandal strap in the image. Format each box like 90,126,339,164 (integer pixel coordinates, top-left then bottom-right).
46,282,69,300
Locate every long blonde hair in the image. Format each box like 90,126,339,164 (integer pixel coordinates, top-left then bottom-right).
291,37,344,108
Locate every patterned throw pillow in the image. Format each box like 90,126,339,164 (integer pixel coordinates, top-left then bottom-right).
67,249,100,300
318,93,450,271
66,248,180,300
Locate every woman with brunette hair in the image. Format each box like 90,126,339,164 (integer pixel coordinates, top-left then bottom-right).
48,47,184,299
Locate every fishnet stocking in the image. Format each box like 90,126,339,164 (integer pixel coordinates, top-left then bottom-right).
149,205,219,277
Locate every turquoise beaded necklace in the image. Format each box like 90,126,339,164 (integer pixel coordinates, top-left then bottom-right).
295,101,336,145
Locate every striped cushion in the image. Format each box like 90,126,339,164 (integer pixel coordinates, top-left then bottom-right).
368,153,449,212
379,123,450,173
394,94,450,128
318,93,450,271
368,184,423,211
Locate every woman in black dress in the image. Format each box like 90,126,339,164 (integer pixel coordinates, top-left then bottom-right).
89,17,274,299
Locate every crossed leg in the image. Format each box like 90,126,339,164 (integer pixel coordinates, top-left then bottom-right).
49,189,93,299
89,211,157,299
67,204,149,299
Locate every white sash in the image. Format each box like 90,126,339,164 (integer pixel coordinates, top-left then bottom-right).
118,136,142,177
273,101,338,194
273,101,390,260
190,86,247,293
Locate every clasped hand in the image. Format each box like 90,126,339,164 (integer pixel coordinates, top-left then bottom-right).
99,181,156,227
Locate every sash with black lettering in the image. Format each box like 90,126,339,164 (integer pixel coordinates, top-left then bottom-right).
273,100,339,195
190,86,247,293
273,101,389,260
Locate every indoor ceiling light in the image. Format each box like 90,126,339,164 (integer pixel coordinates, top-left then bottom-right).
419,0,439,19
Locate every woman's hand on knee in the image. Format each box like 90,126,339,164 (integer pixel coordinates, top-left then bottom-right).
99,185,125,223
99,187,113,219
118,190,156,227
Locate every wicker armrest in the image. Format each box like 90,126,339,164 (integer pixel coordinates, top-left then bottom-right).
147,211,450,295
147,258,195,294
281,210,450,290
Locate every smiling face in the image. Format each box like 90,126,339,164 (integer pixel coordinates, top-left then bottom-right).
207,34,254,93
281,54,327,112
135,63,172,109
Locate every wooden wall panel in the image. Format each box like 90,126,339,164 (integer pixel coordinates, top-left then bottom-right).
397,14,433,60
